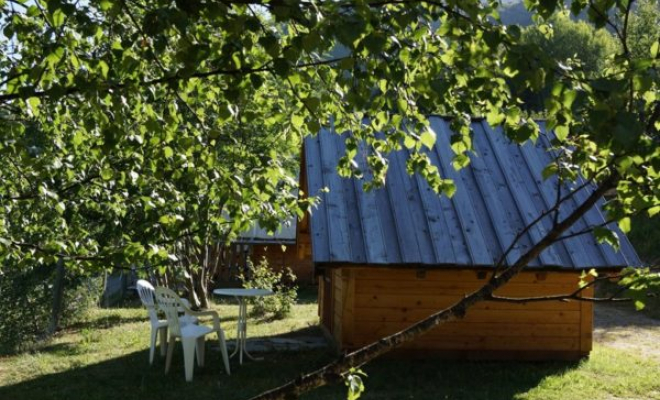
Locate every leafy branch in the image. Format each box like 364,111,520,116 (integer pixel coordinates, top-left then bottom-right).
0,57,348,104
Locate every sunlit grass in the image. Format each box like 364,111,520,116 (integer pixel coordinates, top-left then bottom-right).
1,289,659,400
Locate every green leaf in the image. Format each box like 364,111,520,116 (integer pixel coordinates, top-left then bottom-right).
618,217,631,234
159,214,182,225
562,90,577,109
273,58,289,77
486,110,505,126
291,115,304,129
594,226,620,250
99,0,114,11
651,41,659,58
554,125,569,141
541,163,558,180
397,98,408,113
441,179,457,198
420,129,436,150
27,97,40,117
100,169,113,181
98,60,109,79
452,154,470,170
302,97,320,112
403,135,416,149
163,146,174,158
51,9,65,27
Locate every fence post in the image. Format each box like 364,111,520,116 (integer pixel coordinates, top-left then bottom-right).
48,257,65,334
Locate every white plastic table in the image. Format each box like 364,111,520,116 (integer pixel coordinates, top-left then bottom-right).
212,288,274,365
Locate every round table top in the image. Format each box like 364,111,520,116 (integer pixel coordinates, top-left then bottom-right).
212,288,274,297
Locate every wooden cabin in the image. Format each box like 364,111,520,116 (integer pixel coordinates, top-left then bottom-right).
301,117,640,360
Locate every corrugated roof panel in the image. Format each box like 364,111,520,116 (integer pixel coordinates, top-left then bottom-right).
470,122,538,265
304,135,331,262
304,117,641,269
468,126,523,265
335,137,368,264
318,129,354,262
515,135,579,266
433,119,492,265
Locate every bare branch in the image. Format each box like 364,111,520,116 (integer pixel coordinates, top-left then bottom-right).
490,294,632,303
488,271,634,303
493,168,605,273
555,204,656,242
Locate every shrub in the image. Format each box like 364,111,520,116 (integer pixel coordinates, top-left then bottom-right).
239,257,297,319
0,265,102,355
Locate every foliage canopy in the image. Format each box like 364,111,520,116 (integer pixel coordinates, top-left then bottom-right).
0,0,657,278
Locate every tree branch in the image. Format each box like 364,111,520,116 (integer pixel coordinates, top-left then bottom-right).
1,173,100,201
7,240,106,261
488,270,633,303
249,172,617,400
493,168,604,273
0,57,348,104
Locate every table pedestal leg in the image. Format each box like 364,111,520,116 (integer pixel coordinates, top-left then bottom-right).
231,297,263,365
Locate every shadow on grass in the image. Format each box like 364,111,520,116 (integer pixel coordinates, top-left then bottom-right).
594,301,660,328
319,357,582,400
246,325,327,342
67,314,147,332
0,344,335,400
0,334,582,400
296,286,318,305
595,283,660,323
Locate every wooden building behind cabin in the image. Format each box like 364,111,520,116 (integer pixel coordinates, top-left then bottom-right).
303,117,640,359
236,217,314,284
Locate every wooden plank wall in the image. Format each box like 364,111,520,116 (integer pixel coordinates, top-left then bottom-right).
248,212,314,284
329,269,356,349
332,269,343,346
331,267,593,359
250,242,313,284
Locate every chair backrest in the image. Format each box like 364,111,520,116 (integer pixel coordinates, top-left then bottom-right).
154,287,184,337
136,279,159,325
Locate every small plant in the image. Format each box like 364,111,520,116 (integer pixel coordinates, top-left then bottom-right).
344,368,368,400
239,257,297,319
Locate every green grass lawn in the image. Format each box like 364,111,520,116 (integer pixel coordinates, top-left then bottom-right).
1,288,659,400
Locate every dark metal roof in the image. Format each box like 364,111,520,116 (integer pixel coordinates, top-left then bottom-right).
303,117,640,269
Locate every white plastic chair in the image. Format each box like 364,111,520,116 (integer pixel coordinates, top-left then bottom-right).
154,287,231,382
136,280,197,365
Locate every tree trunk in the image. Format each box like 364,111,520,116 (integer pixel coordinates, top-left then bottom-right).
48,258,65,335
194,271,210,309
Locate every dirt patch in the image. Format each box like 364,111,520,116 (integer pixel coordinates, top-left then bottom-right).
594,303,660,362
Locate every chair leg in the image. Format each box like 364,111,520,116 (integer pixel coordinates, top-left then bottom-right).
217,330,231,376
149,328,158,365
165,336,176,374
159,327,168,357
196,337,205,367
182,337,197,382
